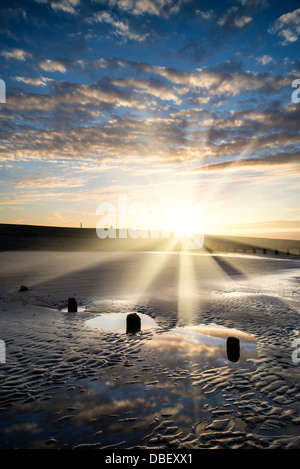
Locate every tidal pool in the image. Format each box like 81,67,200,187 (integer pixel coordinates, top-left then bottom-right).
85,312,158,333
146,323,258,368
61,306,86,312
85,310,257,368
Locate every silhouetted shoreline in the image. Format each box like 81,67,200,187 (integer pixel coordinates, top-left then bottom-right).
0,223,299,255
0,223,172,251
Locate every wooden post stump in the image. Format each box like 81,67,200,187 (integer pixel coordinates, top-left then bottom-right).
126,313,141,334
226,336,240,363
68,297,77,312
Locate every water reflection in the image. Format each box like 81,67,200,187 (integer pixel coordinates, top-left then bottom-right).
147,323,257,368
61,306,86,312
85,312,158,334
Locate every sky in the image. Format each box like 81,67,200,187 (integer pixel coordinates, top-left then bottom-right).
0,0,300,239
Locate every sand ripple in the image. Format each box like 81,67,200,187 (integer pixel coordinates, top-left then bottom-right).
0,252,300,449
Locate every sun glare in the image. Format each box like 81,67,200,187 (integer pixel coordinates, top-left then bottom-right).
152,202,205,238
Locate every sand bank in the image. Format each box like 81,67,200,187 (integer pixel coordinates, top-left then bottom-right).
0,250,300,449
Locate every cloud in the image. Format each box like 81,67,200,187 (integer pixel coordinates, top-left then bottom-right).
13,76,54,87
126,61,290,97
39,59,67,73
188,151,300,173
50,0,80,14
234,15,252,28
3,77,158,118
2,95,297,172
46,212,64,219
1,55,298,178
268,8,300,45
14,176,85,188
86,10,149,41
107,0,192,17
30,56,290,101
1,48,33,61
34,0,80,14
195,9,214,21
256,54,273,65
111,76,186,104
218,7,252,29
0,6,28,23
239,0,268,6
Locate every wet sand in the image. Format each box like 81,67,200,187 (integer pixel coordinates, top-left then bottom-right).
0,250,300,449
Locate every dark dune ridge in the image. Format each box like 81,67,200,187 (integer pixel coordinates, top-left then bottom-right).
1,223,299,254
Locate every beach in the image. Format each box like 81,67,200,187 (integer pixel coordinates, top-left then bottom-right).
1,246,300,449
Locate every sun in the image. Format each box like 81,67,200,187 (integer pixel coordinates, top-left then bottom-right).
147,202,205,250
159,202,205,238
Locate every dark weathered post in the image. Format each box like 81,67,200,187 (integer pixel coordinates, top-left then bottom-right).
126,313,141,334
68,297,77,312
226,336,240,363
